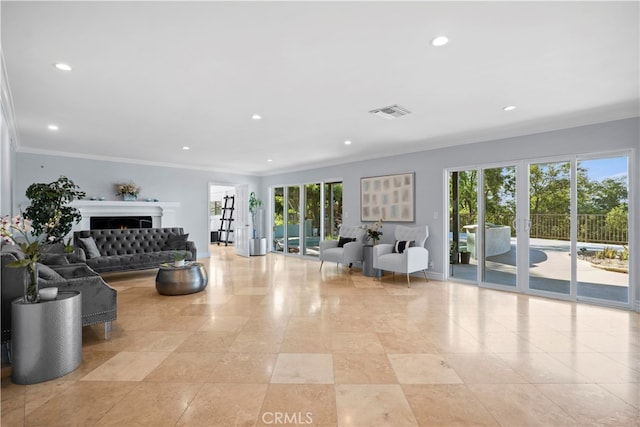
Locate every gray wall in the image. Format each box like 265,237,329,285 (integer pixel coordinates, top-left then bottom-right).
260,117,639,297
13,154,260,258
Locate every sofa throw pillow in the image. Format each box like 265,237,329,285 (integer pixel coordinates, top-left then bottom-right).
41,242,66,254
40,253,70,265
393,240,415,254
64,252,86,263
337,237,356,248
37,263,64,281
164,233,189,250
79,236,101,259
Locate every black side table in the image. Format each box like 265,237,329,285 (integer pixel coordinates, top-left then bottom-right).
11,291,82,384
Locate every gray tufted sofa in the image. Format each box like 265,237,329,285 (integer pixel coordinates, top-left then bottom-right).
73,227,197,273
1,244,118,349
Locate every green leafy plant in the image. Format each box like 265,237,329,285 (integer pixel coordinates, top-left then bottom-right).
450,240,459,264
249,192,263,239
174,252,187,261
23,176,86,243
64,237,74,253
603,246,618,259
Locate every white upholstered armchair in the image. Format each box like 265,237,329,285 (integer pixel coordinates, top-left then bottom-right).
373,225,429,287
319,225,366,271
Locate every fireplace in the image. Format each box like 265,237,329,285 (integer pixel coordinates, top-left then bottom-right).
69,200,180,232
90,216,153,230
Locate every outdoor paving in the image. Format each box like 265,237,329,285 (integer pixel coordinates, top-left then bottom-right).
450,238,629,303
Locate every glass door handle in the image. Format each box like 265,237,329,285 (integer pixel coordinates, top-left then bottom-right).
511,218,531,232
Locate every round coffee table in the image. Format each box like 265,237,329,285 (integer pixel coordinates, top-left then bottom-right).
155,262,208,295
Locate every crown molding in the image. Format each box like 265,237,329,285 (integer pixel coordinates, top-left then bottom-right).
1,47,19,149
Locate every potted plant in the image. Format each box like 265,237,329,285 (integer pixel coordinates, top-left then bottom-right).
450,241,459,264
460,248,471,264
362,218,384,245
248,192,263,239
249,192,268,256
1,210,67,302
23,176,86,244
174,252,187,267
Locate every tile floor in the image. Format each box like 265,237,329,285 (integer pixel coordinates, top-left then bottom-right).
2,245,639,426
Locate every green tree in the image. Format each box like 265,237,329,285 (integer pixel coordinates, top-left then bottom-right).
458,170,477,225
324,182,342,237
274,188,284,226
305,183,321,232
484,166,515,225
589,178,628,213
529,163,570,216
577,165,627,214
23,176,86,243
605,204,628,243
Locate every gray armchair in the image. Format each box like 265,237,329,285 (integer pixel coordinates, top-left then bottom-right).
1,245,117,348
319,225,366,271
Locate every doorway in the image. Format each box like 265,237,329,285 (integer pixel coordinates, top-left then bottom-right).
208,184,235,245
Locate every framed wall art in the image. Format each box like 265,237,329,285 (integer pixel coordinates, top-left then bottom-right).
360,172,415,222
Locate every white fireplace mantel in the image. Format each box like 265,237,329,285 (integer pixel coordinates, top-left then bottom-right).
70,200,180,231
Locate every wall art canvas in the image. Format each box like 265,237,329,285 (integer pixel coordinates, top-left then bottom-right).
360,172,415,222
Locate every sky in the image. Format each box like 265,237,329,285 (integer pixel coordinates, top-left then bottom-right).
580,156,628,182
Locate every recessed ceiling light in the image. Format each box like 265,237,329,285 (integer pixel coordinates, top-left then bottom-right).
182,146,190,150
54,63,72,71
431,36,449,47
251,114,262,120
267,159,273,162
47,124,59,131
503,105,517,111
344,140,352,145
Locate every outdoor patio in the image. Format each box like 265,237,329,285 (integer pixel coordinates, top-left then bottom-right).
450,238,629,303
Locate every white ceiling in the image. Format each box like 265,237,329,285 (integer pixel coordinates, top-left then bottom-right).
2,1,639,176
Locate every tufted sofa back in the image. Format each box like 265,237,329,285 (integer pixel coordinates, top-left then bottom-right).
74,228,187,256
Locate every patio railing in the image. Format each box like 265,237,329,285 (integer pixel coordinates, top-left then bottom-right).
457,213,628,245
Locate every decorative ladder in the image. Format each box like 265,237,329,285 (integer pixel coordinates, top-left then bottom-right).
217,195,235,246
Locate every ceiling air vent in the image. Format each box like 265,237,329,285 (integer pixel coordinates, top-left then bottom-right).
369,104,411,120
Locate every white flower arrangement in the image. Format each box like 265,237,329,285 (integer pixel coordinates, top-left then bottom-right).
361,218,384,243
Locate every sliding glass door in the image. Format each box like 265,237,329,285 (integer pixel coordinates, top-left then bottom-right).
286,186,301,254
527,161,572,296
481,165,517,288
324,182,342,240
271,185,301,254
449,170,478,281
448,153,631,307
271,181,343,256
273,187,285,253
303,183,321,257
576,156,629,304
